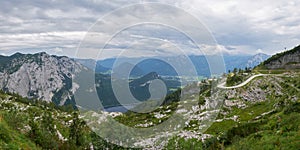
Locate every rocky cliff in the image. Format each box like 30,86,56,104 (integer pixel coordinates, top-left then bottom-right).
263,45,300,69
0,52,85,105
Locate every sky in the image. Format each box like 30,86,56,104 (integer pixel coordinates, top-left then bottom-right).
0,0,300,59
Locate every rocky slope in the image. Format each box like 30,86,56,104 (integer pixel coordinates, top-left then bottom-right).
111,72,300,149
0,91,125,149
262,45,300,69
0,52,85,105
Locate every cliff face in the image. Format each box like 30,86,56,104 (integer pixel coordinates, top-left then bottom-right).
263,46,300,69
0,52,84,105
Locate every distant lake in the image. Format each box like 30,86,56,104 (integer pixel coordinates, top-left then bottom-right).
104,103,139,113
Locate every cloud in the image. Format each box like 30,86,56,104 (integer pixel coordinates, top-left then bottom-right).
0,0,299,58
177,0,300,54
53,47,63,53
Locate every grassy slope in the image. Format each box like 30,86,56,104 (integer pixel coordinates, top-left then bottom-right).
205,74,300,149
116,73,300,149
0,114,39,150
0,91,131,150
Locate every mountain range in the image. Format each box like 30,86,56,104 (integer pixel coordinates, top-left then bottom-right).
0,52,180,107
0,52,270,107
0,45,299,149
78,53,270,77
0,51,273,108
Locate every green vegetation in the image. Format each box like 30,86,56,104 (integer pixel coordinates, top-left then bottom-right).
226,68,252,86
164,137,203,150
0,91,133,149
0,116,38,150
114,72,300,149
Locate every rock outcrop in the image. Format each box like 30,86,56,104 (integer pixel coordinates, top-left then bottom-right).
0,52,85,105
263,45,300,69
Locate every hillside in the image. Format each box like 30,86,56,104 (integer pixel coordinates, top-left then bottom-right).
0,91,130,149
112,72,300,149
260,45,300,69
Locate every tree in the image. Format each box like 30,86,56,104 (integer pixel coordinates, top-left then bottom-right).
233,68,238,74
69,112,89,148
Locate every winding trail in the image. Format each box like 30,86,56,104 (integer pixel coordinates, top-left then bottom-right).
217,74,268,89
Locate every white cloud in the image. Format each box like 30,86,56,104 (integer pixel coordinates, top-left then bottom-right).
53,47,63,53
0,0,299,58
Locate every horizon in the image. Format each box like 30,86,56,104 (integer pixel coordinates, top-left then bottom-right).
0,49,272,61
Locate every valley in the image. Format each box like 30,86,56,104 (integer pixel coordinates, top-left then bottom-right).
0,45,299,149
1,1,299,149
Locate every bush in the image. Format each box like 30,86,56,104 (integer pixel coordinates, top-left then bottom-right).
284,102,300,114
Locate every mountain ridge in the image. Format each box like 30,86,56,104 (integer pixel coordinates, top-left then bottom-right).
260,45,300,69
0,52,84,105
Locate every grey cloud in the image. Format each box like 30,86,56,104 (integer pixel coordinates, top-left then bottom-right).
0,0,299,57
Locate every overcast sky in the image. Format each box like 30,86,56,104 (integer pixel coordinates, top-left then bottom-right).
0,0,299,59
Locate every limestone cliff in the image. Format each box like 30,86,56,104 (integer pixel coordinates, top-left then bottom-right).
0,52,85,105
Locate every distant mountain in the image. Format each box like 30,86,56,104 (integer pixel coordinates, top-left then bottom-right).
112,62,144,77
96,58,180,76
92,54,269,77
76,58,110,73
224,53,270,72
95,56,209,77
260,45,300,69
245,53,270,68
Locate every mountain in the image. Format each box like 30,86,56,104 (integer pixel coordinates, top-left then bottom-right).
224,53,270,72
0,48,299,149
92,54,269,77
0,52,84,105
95,56,207,77
260,45,300,69
112,62,144,77
75,58,111,73
95,71,180,107
0,52,182,108
245,53,270,68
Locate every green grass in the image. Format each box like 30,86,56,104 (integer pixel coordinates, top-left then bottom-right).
226,110,300,150
205,120,237,135
0,113,39,150
230,101,275,122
